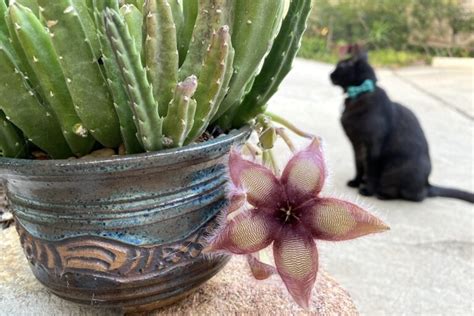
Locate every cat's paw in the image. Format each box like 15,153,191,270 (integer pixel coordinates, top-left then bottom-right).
347,179,361,188
359,186,374,196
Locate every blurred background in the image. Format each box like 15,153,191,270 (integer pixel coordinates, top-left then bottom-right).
299,0,474,67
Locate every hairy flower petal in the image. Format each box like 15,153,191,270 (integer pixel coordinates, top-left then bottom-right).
303,198,390,241
227,185,247,214
247,253,276,280
229,150,284,209
274,229,318,309
208,209,277,254
281,138,326,206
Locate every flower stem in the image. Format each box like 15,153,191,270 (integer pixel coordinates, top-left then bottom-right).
276,128,296,153
244,142,262,159
263,149,280,176
265,111,314,139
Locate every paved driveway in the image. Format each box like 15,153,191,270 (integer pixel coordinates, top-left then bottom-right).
269,59,473,315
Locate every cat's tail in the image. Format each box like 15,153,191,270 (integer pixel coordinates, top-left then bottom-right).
428,185,474,204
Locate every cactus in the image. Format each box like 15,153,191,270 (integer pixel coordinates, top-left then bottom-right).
163,75,198,147
0,47,72,158
143,0,178,117
121,4,143,56
179,0,197,65
212,1,286,124
231,0,313,127
93,0,143,154
178,0,231,80
0,0,311,159
38,0,121,148
0,110,27,158
104,7,163,152
0,1,10,52
185,25,232,143
9,3,96,157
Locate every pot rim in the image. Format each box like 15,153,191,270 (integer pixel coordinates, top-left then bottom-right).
0,126,251,176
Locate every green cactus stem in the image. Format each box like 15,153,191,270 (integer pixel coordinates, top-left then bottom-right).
9,3,95,156
169,0,184,52
163,75,198,148
14,0,39,16
213,38,234,113
179,0,197,65
93,1,142,154
85,0,95,18
38,0,122,148
3,7,42,94
0,1,10,47
0,47,72,158
104,7,163,152
71,0,102,57
121,3,143,56
231,0,312,127
122,0,145,11
178,0,231,80
212,0,285,124
0,110,27,159
143,0,179,117
185,25,231,143
0,2,19,69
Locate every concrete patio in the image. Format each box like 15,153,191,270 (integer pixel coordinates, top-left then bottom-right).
269,58,473,315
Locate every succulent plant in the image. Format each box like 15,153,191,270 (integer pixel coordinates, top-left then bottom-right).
0,0,312,159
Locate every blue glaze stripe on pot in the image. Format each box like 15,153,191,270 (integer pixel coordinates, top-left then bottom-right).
0,128,250,245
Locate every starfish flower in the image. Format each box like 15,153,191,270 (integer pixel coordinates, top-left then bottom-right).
208,138,389,308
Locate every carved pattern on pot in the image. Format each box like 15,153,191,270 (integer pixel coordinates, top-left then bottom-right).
16,219,218,278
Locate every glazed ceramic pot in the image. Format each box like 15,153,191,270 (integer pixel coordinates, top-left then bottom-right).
0,128,250,312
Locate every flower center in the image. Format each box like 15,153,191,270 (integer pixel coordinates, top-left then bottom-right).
278,205,301,225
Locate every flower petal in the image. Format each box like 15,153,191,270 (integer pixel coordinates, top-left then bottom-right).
229,149,284,209
227,185,247,215
281,138,326,206
273,229,318,309
303,198,390,241
207,209,278,254
247,253,276,280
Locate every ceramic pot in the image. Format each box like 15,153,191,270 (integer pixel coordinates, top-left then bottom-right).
0,128,250,312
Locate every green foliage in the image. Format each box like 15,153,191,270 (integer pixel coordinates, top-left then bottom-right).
0,0,311,158
299,39,429,67
368,49,431,68
301,0,473,65
298,37,339,64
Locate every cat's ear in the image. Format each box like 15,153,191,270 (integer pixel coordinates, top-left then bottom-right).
358,50,369,62
349,44,368,62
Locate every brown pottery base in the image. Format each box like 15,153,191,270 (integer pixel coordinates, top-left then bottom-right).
1,225,358,315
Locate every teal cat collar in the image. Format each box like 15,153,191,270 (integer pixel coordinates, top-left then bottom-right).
347,79,375,99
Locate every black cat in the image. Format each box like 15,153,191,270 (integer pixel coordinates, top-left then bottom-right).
330,48,474,203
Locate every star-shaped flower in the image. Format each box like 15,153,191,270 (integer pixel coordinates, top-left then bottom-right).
208,138,389,308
